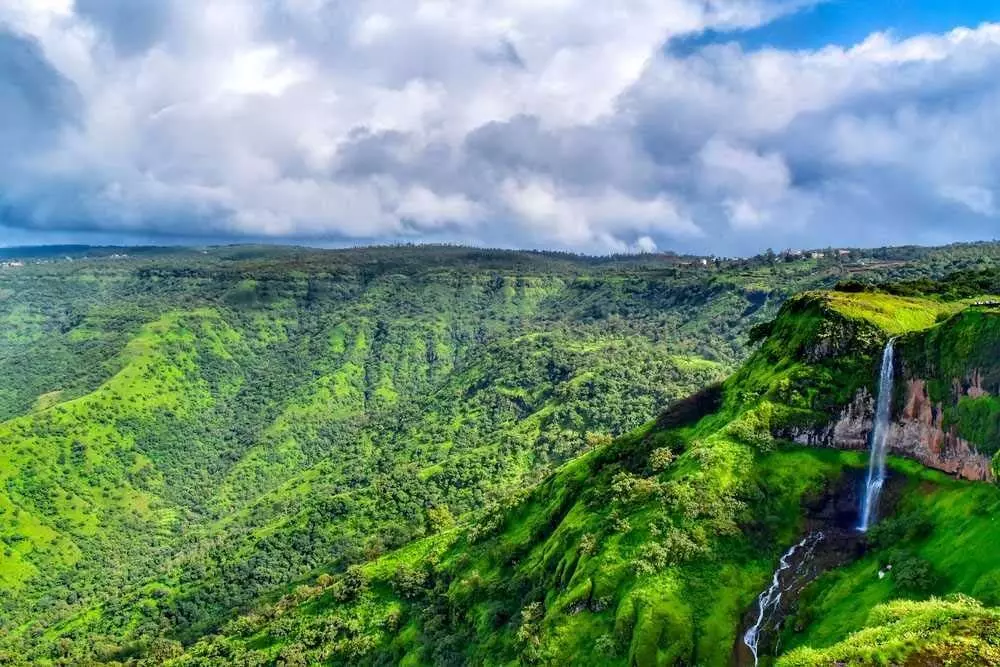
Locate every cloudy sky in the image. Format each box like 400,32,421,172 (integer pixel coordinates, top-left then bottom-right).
2,0,1000,255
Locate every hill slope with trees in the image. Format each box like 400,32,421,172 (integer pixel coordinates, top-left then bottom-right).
168,275,1000,667
2,243,1000,665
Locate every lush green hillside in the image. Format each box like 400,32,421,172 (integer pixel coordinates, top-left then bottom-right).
0,309,245,590
3,244,1000,665
155,274,1000,665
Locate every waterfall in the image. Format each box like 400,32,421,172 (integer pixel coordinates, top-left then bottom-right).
858,339,896,533
743,532,824,666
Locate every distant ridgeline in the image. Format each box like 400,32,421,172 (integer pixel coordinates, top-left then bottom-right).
3,247,1000,666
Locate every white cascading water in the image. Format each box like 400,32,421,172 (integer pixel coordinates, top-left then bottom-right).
743,532,825,666
858,339,896,533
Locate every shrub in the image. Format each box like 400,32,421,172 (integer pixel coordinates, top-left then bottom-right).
330,566,369,603
834,280,871,294
748,320,775,344
427,506,455,533
725,402,775,451
890,553,940,594
973,570,1000,606
594,633,619,656
648,447,675,473
868,512,934,551
609,471,660,504
392,565,429,599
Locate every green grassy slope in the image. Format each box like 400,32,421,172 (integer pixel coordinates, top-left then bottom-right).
4,246,1000,664
163,280,1000,667
779,596,1000,666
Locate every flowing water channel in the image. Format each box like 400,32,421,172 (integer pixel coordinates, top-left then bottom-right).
742,532,825,666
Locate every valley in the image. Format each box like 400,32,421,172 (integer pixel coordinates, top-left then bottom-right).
1,244,1000,665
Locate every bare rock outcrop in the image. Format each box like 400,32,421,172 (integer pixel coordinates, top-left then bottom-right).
891,379,993,480
787,390,873,451
786,378,994,482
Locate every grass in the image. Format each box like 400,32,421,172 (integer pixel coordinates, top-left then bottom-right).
821,291,963,335
779,596,1000,666
31,390,64,412
783,456,1000,653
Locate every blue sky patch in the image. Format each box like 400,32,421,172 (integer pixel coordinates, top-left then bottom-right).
671,0,1000,55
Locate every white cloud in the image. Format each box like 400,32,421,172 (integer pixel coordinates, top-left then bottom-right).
221,46,311,97
354,13,394,46
501,178,700,250
725,198,769,230
395,186,483,228
699,139,790,196
940,185,997,216
633,235,658,253
1,1,1000,253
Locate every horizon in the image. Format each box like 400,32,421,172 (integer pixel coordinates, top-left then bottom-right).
4,237,1000,263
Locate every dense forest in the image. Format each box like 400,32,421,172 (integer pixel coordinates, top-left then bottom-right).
3,243,1000,665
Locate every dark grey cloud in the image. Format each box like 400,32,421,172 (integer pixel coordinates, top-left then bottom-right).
0,28,79,154
333,129,411,180
477,39,526,69
0,26,82,235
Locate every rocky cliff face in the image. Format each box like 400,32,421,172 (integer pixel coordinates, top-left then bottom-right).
787,378,995,482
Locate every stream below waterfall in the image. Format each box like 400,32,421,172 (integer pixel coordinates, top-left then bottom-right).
742,532,825,665
733,469,877,666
